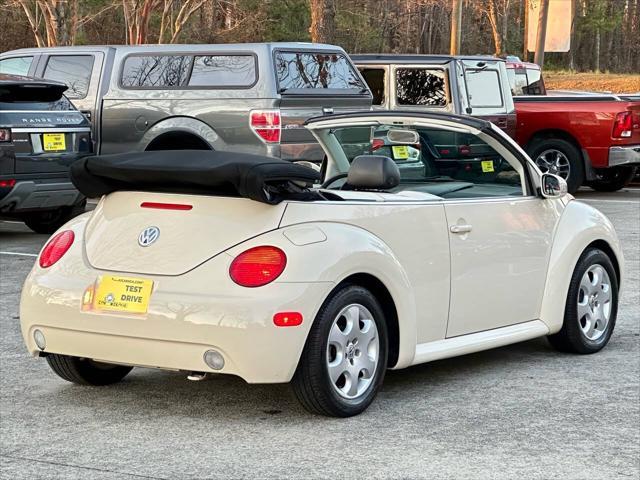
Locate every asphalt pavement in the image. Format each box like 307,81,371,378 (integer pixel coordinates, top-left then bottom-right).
1,188,639,479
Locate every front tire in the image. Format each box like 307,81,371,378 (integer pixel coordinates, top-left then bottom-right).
292,285,388,417
528,138,584,194
547,248,618,354
46,354,133,386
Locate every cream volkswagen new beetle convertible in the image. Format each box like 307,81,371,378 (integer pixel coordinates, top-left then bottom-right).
20,112,622,417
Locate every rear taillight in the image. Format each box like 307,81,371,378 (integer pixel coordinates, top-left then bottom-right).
371,138,384,151
250,110,281,143
0,179,16,188
0,128,11,142
612,111,633,138
39,230,74,268
229,245,286,287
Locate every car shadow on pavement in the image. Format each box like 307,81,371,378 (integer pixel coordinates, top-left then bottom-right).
41,336,558,420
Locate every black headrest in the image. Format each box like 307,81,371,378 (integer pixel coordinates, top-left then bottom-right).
346,155,400,190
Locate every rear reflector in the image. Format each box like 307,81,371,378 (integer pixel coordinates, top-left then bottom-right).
273,312,303,327
229,245,287,287
140,202,193,211
250,110,281,143
39,230,74,268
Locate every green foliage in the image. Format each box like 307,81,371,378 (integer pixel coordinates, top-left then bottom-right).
260,0,311,42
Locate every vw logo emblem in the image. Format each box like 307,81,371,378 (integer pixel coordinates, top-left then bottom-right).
138,226,160,247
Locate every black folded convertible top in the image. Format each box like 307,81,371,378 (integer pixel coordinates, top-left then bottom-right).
70,150,321,204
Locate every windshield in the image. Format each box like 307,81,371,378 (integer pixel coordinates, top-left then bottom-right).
327,123,524,198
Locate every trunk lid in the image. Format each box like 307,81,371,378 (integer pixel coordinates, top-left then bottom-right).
84,191,287,276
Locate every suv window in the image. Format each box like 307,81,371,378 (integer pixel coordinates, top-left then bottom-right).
0,83,73,111
395,68,447,107
0,56,33,76
121,55,191,88
275,52,364,91
359,68,385,105
329,124,524,199
465,69,503,107
43,55,94,99
188,55,256,87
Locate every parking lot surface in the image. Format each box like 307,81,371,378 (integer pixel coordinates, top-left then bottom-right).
1,189,639,480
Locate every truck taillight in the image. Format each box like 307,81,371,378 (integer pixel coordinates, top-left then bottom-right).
612,111,633,138
250,110,281,143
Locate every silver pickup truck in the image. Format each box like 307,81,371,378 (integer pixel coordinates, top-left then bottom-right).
1,43,372,161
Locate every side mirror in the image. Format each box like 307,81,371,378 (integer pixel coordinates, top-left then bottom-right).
540,173,568,198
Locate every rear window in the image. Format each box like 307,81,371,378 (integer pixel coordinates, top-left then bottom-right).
43,55,94,99
0,56,33,76
275,51,364,91
465,69,503,107
395,68,447,107
121,54,257,88
0,83,73,110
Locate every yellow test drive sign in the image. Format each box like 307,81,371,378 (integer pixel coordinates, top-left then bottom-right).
92,275,153,314
391,145,409,159
481,160,495,173
42,133,66,151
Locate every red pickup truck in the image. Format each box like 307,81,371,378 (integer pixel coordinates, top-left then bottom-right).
514,95,639,192
506,62,640,192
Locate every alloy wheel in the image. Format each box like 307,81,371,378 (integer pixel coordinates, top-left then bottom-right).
326,303,380,399
577,264,612,341
535,149,571,179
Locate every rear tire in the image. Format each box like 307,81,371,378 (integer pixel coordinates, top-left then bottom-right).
589,166,636,192
46,354,133,386
23,200,86,234
547,248,618,354
528,138,584,194
292,285,388,417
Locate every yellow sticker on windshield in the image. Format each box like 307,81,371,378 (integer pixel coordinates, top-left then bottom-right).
481,160,495,173
392,145,409,159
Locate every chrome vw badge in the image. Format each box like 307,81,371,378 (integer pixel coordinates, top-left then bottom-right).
138,226,160,247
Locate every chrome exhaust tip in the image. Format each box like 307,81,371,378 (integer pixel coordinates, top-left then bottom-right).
187,372,208,381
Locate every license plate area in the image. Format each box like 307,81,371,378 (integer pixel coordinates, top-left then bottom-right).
42,133,67,151
83,275,154,315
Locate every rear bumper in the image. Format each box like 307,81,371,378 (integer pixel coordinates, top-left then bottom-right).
0,178,83,214
20,218,332,383
609,145,640,167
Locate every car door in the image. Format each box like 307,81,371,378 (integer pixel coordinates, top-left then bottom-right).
438,128,562,337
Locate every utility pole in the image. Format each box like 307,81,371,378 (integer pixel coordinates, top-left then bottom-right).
450,0,462,55
523,0,529,61
534,0,550,67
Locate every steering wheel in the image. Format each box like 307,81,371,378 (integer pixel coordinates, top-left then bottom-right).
321,173,349,189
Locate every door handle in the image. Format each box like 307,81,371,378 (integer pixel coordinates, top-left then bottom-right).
450,224,472,234
322,107,334,114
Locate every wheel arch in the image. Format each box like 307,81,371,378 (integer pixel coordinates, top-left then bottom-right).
525,128,583,152
539,200,623,334
139,116,222,151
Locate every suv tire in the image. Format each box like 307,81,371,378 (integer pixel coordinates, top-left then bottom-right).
23,200,86,234
589,166,636,192
46,354,133,385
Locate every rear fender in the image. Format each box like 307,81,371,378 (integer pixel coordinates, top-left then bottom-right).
225,222,418,369
539,200,623,333
139,117,223,151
